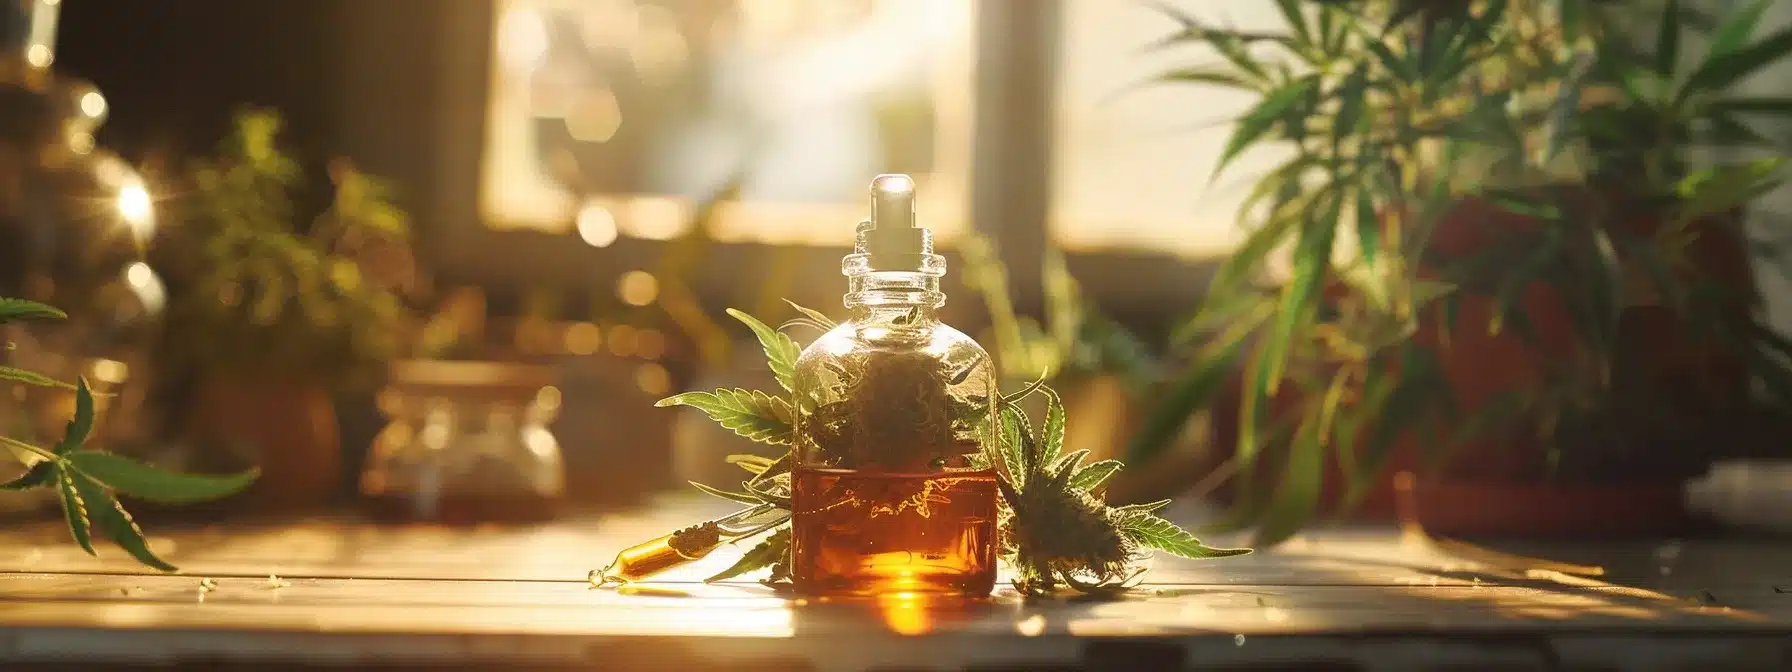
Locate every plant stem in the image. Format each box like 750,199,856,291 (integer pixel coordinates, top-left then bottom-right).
0,435,59,463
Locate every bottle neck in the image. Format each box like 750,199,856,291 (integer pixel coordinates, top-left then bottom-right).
844,271,944,313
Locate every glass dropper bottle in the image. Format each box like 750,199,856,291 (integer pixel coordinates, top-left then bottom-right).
787,174,1000,596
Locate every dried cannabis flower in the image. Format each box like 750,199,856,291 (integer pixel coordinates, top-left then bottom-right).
995,387,1250,595
840,349,956,470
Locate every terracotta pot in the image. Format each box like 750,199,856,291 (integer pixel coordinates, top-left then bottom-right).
1197,190,1752,529
182,376,342,514
1399,193,1748,537
1419,194,1752,481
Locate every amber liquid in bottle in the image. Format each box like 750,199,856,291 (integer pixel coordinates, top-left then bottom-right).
791,466,997,596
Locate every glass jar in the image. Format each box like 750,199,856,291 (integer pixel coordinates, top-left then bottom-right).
360,360,565,525
789,175,999,596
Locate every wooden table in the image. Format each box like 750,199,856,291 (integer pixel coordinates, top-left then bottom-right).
0,495,1787,670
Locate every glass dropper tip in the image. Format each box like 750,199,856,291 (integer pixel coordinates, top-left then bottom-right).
870,173,915,196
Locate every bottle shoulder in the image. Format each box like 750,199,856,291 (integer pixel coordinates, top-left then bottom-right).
796,319,989,366
792,318,995,397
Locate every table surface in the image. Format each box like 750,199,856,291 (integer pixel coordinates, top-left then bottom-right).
0,495,1787,671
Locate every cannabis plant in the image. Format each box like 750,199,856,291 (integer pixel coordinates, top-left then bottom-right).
1130,0,1792,544
656,304,1246,593
153,109,414,392
2,298,257,571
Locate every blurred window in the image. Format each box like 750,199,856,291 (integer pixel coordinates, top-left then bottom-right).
1048,0,1285,260
481,0,974,247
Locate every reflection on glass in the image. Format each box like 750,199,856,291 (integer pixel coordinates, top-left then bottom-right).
482,0,972,245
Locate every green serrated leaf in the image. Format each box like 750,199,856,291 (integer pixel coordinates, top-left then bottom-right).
1676,158,1786,224
1262,193,1340,393
657,388,794,445
1703,0,1773,63
1049,449,1088,481
55,468,95,555
1215,76,1319,177
1252,404,1324,547
1128,323,1250,466
704,527,790,583
0,298,66,323
1331,65,1369,150
1111,499,1171,516
1708,97,1792,119
1684,23,1792,96
1273,0,1312,48
998,404,1030,485
64,451,258,503
53,378,95,455
1212,207,1302,297
726,454,778,476
746,452,794,490
1041,386,1066,467
69,472,177,572
1070,460,1123,491
688,480,764,506
1154,67,1261,93
726,308,802,393
1334,367,1398,512
0,461,54,491
1235,344,1273,497
1117,512,1251,559
0,366,75,390
1656,0,1681,76
782,300,837,331
1354,193,1379,268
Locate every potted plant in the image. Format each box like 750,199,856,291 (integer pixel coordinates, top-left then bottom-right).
143,109,415,515
1128,0,1792,543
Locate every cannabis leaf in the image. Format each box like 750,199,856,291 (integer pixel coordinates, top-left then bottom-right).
0,298,75,390
703,527,791,583
1070,460,1123,490
0,461,53,491
726,454,779,476
727,308,802,392
51,377,96,456
1041,386,1067,465
64,452,261,503
997,404,1031,486
2,377,259,571
1111,499,1171,516
1050,449,1090,479
0,366,75,390
69,470,175,572
1115,512,1251,560
783,299,838,331
656,388,793,444
0,298,66,323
